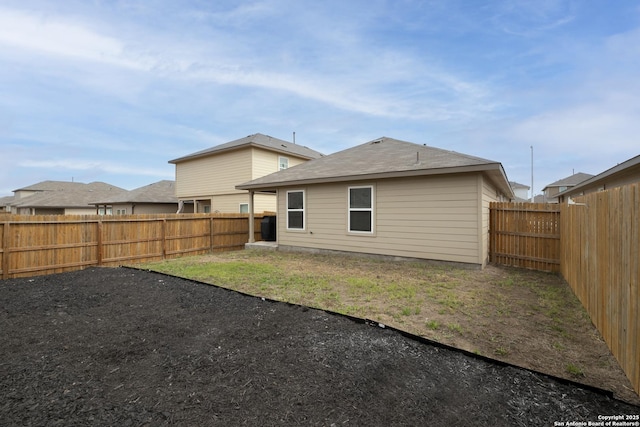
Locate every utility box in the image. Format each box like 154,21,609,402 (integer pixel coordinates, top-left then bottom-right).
260,216,277,241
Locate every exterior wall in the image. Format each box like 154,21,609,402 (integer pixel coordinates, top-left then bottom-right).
175,148,252,198
480,176,501,267
64,208,95,215
124,203,178,214
210,193,276,213
251,148,308,179
276,174,485,266
174,147,308,213
570,168,640,198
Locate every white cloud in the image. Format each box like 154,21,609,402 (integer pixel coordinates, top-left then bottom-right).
19,158,172,178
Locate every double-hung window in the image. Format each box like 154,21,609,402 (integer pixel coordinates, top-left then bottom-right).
348,186,373,233
287,190,304,230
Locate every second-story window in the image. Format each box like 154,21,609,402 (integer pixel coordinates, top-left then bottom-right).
279,156,289,171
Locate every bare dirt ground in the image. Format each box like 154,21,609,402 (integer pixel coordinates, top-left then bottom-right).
1,267,638,426
139,251,640,405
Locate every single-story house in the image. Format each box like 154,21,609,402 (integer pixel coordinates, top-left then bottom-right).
557,153,640,202
237,137,513,268
91,180,192,215
6,181,127,215
169,133,324,213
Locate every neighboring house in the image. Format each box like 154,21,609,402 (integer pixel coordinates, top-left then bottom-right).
541,172,594,203
0,195,14,213
91,180,192,215
557,154,640,203
169,133,324,213
7,181,127,215
509,181,530,201
237,137,513,268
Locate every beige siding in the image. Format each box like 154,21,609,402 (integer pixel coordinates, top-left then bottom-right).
131,203,178,214
480,175,500,267
210,193,276,213
175,148,252,198
277,174,483,265
251,148,308,179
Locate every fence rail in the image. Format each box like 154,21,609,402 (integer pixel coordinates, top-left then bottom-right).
0,213,268,279
489,202,561,272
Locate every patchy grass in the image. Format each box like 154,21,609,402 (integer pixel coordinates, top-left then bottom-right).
134,250,639,405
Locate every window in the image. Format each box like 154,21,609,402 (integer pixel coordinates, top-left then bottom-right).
239,203,249,213
348,186,373,233
203,205,211,213
279,156,289,171
116,208,127,215
287,190,304,230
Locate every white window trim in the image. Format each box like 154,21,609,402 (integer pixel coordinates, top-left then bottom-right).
286,189,305,231
348,185,374,234
279,156,289,171
239,203,249,213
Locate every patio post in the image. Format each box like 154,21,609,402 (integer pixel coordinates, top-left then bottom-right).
248,190,255,243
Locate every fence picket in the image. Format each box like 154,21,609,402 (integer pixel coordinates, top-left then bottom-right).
0,213,267,279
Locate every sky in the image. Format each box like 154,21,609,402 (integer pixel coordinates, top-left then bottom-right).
1,0,639,198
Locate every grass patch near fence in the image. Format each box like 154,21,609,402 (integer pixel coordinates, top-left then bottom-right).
134,250,639,405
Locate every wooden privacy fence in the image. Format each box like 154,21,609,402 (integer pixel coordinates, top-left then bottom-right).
489,202,561,272
560,184,639,396
0,213,269,279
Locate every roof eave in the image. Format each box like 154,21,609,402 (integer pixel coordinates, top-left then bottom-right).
238,163,507,191
169,142,319,164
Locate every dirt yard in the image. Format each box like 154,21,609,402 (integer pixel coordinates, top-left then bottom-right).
1,267,638,426
138,251,640,405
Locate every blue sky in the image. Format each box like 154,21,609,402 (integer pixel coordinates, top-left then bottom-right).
1,0,639,198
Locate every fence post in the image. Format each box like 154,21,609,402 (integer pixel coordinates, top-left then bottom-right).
97,219,103,266
162,218,167,259
2,221,9,280
210,216,214,252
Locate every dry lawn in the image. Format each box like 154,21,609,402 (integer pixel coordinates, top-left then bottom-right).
136,250,640,405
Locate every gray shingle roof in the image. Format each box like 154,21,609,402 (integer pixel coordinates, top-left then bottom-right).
10,181,127,208
91,180,178,204
542,172,594,190
557,154,640,197
169,133,324,164
237,137,513,197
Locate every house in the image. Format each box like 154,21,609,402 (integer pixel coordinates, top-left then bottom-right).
237,137,513,268
169,133,324,213
557,154,640,202
6,181,127,215
91,180,192,215
541,172,593,203
509,181,530,201
0,195,13,213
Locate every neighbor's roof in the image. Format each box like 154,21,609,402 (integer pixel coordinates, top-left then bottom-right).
169,133,324,164
91,180,178,204
542,172,594,191
557,153,640,197
13,180,120,193
237,137,514,198
509,181,530,190
9,181,127,209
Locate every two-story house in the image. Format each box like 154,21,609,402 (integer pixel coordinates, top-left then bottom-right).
541,172,593,203
169,133,324,213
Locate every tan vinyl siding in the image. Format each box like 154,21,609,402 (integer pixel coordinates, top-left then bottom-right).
480,175,500,267
209,193,276,213
175,148,252,198
277,174,483,265
251,148,308,179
